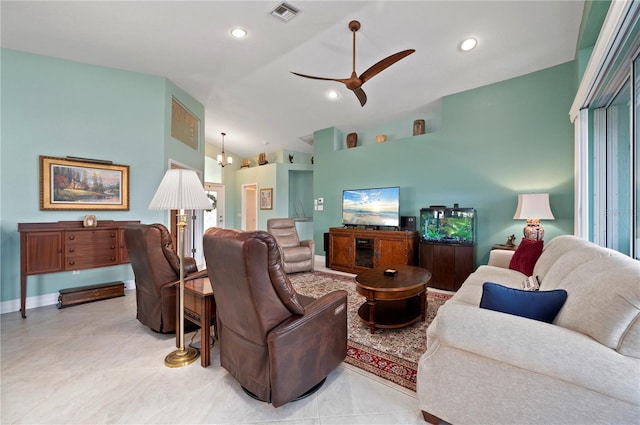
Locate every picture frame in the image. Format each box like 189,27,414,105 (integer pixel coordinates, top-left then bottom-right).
260,188,273,210
40,155,130,210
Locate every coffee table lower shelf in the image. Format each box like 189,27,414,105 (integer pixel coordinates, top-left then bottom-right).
357,296,423,331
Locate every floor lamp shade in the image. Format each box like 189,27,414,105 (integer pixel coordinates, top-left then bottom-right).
149,169,212,211
148,168,211,368
513,193,554,241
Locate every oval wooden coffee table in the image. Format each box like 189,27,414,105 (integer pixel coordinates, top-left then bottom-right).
355,264,432,334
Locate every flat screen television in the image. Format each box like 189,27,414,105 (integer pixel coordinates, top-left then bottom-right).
342,186,400,228
420,206,476,245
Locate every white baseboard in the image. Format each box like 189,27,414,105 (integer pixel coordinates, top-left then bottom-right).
0,280,136,315
0,293,59,315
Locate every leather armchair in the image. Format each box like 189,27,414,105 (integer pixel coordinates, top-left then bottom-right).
124,223,205,333
203,227,347,407
267,218,315,273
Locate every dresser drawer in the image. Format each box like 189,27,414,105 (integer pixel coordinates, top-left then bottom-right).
65,229,117,246
65,250,118,269
64,230,119,270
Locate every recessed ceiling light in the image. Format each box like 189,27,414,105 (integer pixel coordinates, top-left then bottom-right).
326,90,340,100
231,28,247,39
460,37,477,52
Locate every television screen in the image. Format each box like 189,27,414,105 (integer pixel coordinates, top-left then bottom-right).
420,207,475,244
342,187,400,228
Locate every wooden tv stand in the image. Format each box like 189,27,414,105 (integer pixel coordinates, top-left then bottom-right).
328,227,418,274
18,220,139,318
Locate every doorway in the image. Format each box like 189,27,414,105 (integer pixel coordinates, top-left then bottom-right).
203,182,225,230
242,183,258,230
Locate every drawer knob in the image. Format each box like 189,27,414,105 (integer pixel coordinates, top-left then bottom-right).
69,248,75,253
69,261,75,266
69,235,75,240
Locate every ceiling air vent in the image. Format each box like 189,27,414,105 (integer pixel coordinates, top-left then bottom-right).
270,2,299,22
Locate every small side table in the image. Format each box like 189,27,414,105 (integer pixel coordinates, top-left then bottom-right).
179,276,216,368
491,244,518,251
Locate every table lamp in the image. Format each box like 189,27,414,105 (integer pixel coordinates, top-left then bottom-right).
149,169,212,368
513,193,554,241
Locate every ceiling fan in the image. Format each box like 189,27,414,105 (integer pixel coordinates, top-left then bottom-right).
291,20,415,107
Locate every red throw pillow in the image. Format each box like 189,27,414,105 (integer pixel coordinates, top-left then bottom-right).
509,238,544,276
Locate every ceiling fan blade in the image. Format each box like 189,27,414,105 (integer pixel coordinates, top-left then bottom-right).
353,87,367,106
290,72,341,83
359,49,415,83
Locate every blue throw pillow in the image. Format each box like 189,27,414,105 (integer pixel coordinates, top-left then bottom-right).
480,282,567,323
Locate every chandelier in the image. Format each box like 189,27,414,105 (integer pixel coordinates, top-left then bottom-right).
217,132,233,167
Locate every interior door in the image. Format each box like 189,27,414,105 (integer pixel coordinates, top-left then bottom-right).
204,183,225,231
242,184,257,230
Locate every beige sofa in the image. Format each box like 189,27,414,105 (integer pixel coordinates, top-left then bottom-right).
417,235,640,425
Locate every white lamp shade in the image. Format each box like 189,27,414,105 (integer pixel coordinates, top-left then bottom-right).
513,193,555,220
149,169,212,210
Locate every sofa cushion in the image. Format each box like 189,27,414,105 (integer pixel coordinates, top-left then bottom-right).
480,282,567,323
282,245,313,262
554,255,640,356
538,245,614,290
533,235,594,285
509,238,543,276
447,266,526,307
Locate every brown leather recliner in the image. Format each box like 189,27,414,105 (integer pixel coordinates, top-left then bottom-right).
125,223,205,333
267,218,315,273
203,227,347,407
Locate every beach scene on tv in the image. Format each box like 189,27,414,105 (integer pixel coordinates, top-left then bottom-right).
342,187,400,227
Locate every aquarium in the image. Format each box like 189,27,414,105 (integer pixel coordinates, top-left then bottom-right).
342,186,400,228
420,207,476,245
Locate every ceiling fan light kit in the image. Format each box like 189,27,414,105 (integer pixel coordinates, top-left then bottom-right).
292,20,415,107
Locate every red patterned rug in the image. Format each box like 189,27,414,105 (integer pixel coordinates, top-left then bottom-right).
289,271,452,392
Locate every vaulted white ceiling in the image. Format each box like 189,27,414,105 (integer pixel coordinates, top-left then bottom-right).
1,1,584,158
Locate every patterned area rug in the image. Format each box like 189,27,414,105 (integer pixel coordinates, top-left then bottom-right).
289,271,452,392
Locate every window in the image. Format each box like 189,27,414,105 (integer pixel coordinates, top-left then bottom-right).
593,78,633,255
572,2,640,259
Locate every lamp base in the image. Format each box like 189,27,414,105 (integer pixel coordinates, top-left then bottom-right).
523,219,544,241
164,347,199,368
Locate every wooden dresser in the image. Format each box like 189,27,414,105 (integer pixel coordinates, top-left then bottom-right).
18,220,139,318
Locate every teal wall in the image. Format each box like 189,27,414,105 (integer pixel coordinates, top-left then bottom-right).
0,49,205,305
231,159,313,237
1,50,576,307
313,62,576,265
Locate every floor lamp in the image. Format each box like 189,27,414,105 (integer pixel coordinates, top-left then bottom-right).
149,169,213,368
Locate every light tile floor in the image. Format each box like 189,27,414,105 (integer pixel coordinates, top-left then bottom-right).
1,263,430,425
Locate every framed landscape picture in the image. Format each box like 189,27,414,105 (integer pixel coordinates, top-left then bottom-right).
40,156,130,210
260,188,273,210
